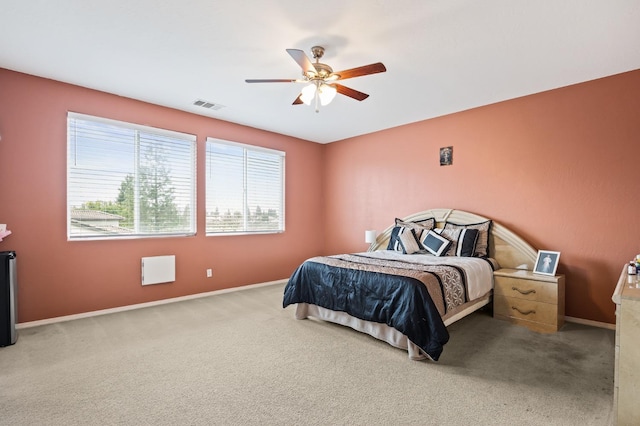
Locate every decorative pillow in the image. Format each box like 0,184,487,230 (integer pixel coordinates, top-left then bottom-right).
434,228,479,256
386,226,404,251
397,228,422,254
419,229,452,256
387,217,436,250
453,228,479,256
387,226,413,252
434,228,459,255
443,220,492,257
394,217,436,240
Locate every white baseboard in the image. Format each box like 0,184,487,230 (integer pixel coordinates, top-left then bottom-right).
565,316,615,330
17,279,288,329
18,282,616,332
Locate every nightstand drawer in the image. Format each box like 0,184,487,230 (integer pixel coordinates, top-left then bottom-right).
494,295,559,328
493,269,565,333
494,276,558,304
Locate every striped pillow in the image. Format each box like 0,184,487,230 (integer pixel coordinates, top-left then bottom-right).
434,228,479,257
455,228,479,256
397,227,422,254
443,220,492,257
386,217,436,250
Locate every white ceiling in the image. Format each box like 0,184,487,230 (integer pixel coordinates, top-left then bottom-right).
1,1,639,144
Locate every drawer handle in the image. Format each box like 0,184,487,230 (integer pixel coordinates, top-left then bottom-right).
512,286,536,295
512,306,536,315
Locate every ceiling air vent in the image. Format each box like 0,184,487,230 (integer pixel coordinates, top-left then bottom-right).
193,99,225,110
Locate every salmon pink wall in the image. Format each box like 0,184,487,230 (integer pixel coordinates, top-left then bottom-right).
2,67,639,325
323,69,640,325
0,68,325,323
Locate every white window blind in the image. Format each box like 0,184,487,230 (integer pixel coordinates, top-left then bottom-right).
67,112,196,240
206,138,285,234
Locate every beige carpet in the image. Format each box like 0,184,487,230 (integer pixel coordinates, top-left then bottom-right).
0,283,614,425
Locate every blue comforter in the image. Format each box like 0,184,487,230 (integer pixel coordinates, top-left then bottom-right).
282,253,468,361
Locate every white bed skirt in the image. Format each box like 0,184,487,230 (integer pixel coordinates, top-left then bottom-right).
294,293,491,361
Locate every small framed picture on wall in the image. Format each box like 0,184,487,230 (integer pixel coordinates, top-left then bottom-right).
534,250,560,276
440,146,453,166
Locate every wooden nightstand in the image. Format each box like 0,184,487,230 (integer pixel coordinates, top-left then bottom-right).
493,269,565,333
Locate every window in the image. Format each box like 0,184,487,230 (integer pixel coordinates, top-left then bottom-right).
67,113,196,240
206,138,285,234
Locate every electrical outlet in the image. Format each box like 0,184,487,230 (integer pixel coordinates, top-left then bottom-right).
206,268,212,278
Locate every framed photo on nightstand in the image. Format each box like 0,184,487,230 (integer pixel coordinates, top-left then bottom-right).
534,250,560,276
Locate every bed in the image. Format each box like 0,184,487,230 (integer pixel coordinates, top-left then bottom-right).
283,209,537,361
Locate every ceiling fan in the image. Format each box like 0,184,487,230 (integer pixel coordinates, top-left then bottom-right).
245,46,386,112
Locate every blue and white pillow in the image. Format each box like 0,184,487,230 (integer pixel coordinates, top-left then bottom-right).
387,217,436,251
443,220,491,257
435,228,479,257
420,229,452,256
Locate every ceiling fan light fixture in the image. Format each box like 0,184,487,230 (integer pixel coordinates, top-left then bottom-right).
300,83,316,105
246,46,386,109
318,83,337,106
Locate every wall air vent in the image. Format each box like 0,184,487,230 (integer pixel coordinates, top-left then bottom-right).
193,99,225,110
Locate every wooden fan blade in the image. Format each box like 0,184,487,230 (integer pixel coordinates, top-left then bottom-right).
286,49,315,75
245,79,297,83
332,62,386,80
334,84,369,101
292,95,304,105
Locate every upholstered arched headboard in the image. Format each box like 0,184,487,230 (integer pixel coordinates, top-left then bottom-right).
368,208,537,270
